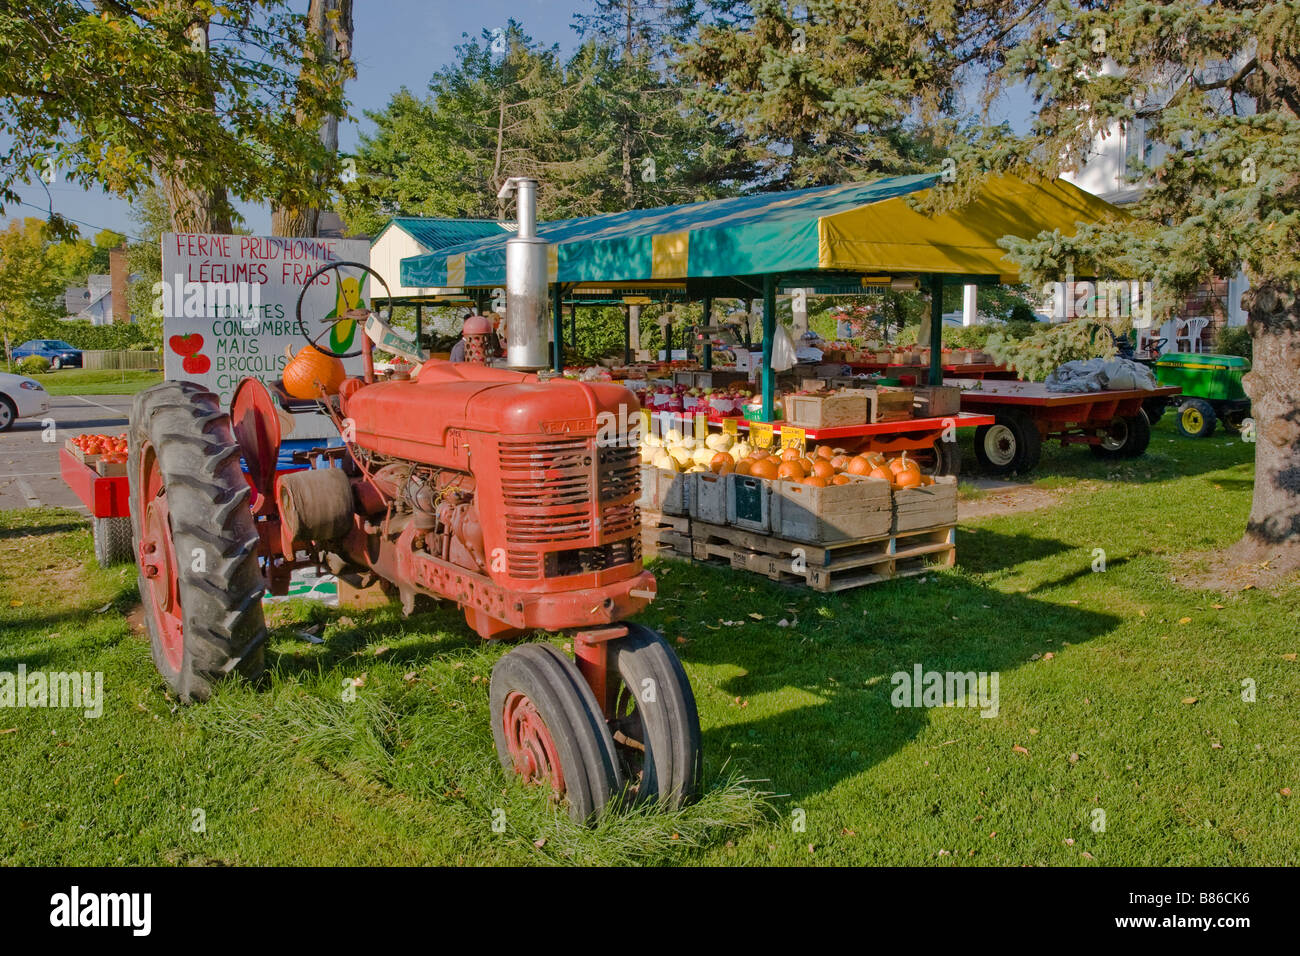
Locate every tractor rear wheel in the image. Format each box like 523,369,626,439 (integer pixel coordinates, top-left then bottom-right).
1090,410,1152,459
1175,398,1218,438
128,382,267,702
1142,397,1167,426
973,411,1041,476
607,624,702,809
490,643,622,822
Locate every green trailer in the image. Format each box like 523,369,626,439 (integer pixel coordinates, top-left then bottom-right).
1151,353,1251,438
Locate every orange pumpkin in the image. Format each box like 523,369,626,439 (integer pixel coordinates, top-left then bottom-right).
815,445,836,460
846,455,872,476
735,459,754,476
750,458,780,480
831,474,852,485
810,459,836,480
710,453,734,474
868,465,894,484
894,469,923,489
777,460,806,482
781,446,803,462
284,345,345,399
801,475,829,487
830,454,852,472
889,452,921,479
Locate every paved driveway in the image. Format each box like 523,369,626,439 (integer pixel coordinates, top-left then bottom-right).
0,393,132,512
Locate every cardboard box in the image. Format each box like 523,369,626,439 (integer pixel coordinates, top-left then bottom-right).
771,476,892,544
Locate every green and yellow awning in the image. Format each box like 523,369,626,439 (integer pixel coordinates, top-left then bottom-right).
400,173,1122,292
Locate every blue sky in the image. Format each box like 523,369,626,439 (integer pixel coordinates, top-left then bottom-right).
5,0,1032,239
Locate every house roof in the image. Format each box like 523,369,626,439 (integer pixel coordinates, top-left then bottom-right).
377,216,514,253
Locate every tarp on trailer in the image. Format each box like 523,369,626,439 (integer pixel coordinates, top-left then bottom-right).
399,173,1122,291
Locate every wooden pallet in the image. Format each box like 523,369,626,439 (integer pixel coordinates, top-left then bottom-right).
641,509,691,559
689,518,955,592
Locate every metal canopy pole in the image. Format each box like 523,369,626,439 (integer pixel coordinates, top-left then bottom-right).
929,274,944,386
622,304,631,365
569,302,577,348
701,296,713,370
415,303,423,350
552,285,564,372
760,275,777,421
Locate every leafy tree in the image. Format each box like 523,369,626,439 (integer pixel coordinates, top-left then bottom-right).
338,23,581,231
0,217,94,362
973,1,1300,569
0,1,347,234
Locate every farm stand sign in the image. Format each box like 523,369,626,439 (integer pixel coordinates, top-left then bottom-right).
160,233,371,439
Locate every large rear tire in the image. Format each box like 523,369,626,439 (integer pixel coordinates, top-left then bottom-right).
490,643,622,822
128,382,266,702
92,516,133,568
607,624,702,809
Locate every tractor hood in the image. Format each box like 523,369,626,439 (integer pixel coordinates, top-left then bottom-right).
341,361,640,462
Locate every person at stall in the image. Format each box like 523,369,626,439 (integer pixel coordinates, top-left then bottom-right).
449,314,495,364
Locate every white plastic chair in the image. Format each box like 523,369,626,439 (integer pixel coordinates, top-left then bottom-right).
1177,317,1208,353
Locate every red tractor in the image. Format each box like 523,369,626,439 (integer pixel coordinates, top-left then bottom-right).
127,187,700,820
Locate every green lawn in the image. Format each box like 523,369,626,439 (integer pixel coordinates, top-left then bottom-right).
1,418,1296,865
33,367,164,396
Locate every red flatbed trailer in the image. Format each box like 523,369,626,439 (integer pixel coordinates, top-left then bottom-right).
950,378,1181,475
59,447,133,567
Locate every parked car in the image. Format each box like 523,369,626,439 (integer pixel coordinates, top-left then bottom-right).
0,371,51,431
12,339,83,369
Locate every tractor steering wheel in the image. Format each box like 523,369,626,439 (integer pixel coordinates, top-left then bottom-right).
294,259,394,359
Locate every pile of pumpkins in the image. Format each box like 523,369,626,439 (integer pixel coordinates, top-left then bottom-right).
642,429,935,490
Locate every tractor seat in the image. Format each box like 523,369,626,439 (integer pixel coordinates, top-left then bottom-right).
267,378,329,414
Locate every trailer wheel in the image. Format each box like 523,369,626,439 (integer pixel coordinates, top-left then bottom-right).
973,411,1041,476
490,643,621,822
1175,398,1217,438
92,516,133,568
1142,397,1167,426
1091,410,1152,459
128,382,266,702
607,624,702,809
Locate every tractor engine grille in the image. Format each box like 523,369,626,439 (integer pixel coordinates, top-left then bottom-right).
498,437,642,579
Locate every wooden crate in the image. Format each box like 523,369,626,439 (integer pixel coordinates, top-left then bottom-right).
726,473,773,532
783,390,869,428
913,386,962,418
862,386,915,423
641,509,691,559
770,475,892,544
690,519,955,592
689,471,729,524
637,464,693,516
893,475,958,533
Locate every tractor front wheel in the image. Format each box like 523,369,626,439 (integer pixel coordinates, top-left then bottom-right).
607,624,702,809
490,643,622,822
128,382,267,701
1175,398,1218,438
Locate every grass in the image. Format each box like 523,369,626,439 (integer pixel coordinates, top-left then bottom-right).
33,367,163,396
1,416,1296,866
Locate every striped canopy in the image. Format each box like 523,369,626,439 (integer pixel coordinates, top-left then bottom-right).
399,173,1121,293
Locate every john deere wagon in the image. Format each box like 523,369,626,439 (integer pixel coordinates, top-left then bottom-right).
1149,353,1251,439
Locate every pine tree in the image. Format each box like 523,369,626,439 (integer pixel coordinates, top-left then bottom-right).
975,1,1300,570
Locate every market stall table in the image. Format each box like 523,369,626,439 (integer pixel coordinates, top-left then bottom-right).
951,378,1181,475
844,361,1018,382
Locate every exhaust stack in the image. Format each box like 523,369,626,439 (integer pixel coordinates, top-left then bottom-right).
497,177,549,370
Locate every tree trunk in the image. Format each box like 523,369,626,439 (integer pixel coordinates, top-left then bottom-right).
161,164,233,234
1231,282,1300,569
271,0,353,237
